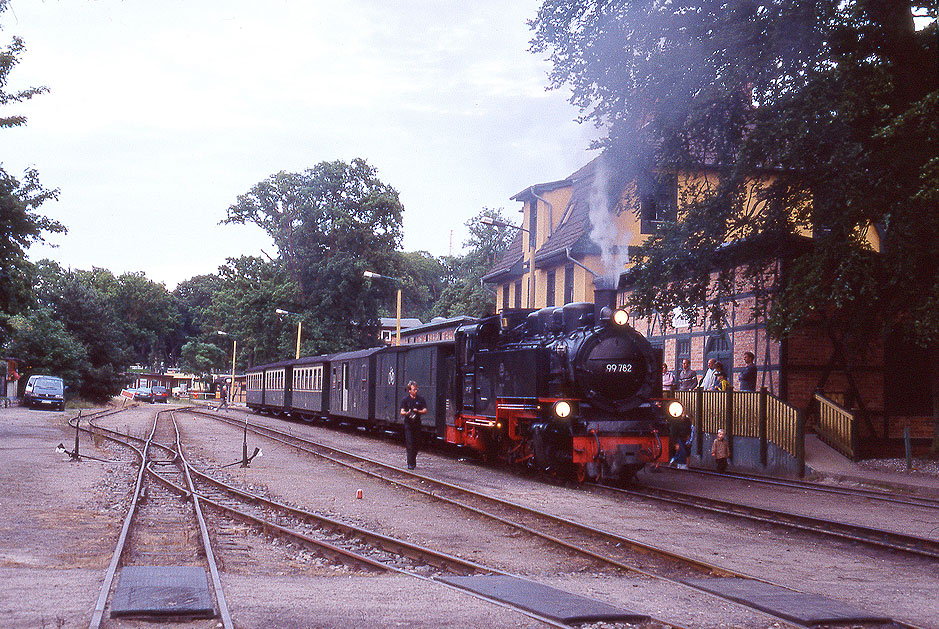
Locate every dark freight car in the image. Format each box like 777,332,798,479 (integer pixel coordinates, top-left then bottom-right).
327,348,379,423
374,342,452,437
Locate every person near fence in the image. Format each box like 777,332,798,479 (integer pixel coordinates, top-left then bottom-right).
713,365,730,392
685,422,697,467
668,413,693,468
711,428,730,472
739,351,757,391
662,363,675,390
700,358,717,390
218,384,229,409
677,359,698,390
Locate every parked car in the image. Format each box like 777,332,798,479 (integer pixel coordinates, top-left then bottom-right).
133,387,154,403
150,385,169,403
22,375,66,411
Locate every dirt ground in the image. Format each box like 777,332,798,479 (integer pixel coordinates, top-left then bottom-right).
2,402,936,628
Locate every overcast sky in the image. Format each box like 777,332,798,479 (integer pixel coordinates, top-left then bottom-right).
3,1,599,289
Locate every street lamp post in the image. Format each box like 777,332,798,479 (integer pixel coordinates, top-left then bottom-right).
479,215,529,233
217,330,251,466
216,331,236,395
363,271,402,346
275,309,302,359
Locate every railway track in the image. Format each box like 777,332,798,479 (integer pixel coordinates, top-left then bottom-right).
85,408,232,629
191,408,919,629
84,408,631,628
612,477,939,560
677,467,939,510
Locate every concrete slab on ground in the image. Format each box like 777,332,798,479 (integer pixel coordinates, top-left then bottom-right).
684,577,892,625
438,574,648,623
111,565,215,618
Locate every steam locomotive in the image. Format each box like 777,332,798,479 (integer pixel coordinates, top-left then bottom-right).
246,295,682,482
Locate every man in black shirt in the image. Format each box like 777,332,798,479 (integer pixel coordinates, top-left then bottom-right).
739,351,757,391
399,381,427,470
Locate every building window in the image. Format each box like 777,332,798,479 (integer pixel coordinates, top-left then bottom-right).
676,338,691,364
705,333,730,355
564,263,574,304
514,280,522,309
640,174,677,234
546,270,556,307
529,200,537,250
502,283,509,311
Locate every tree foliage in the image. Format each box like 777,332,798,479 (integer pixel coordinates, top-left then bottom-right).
532,0,939,447
0,7,62,342
531,1,938,344
224,159,403,353
21,262,130,402
431,208,517,318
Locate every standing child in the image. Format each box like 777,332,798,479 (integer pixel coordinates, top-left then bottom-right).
711,428,730,472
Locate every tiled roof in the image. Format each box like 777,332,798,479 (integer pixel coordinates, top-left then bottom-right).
534,155,607,265
481,230,524,281
379,318,424,329
484,154,624,281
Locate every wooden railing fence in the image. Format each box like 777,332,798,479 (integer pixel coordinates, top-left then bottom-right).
813,392,857,460
672,387,805,475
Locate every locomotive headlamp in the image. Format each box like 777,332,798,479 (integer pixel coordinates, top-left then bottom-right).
611,309,629,326
667,400,684,418
553,400,573,419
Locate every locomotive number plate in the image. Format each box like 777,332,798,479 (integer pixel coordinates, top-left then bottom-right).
605,363,634,373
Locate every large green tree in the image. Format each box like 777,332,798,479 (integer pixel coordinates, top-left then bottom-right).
0,4,63,342
224,159,404,353
432,208,517,318
24,262,130,402
532,1,939,447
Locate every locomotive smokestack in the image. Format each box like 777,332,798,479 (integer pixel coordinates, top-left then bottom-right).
593,276,618,321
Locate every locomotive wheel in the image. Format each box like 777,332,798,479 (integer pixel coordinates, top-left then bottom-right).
573,463,587,483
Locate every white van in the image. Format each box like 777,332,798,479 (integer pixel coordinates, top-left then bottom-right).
23,375,66,411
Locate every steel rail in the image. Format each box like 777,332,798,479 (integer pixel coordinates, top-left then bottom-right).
608,483,939,560
196,410,744,574
146,447,583,629
81,409,594,628
677,467,939,509
84,408,231,627
170,412,234,629
87,408,162,629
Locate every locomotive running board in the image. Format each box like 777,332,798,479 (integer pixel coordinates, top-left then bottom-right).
437,574,647,623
